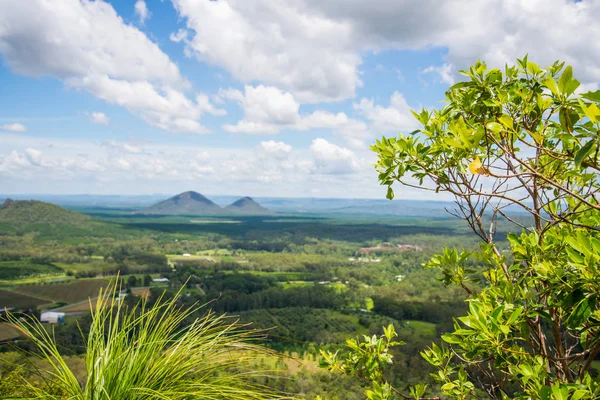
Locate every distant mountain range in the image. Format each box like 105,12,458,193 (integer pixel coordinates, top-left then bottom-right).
142,191,274,216
0,193,532,217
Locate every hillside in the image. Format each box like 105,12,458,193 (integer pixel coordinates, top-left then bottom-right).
0,199,119,238
0,199,92,225
225,197,274,215
144,191,222,215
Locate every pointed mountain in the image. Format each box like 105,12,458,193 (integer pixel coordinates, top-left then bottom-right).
224,196,274,215
144,191,222,215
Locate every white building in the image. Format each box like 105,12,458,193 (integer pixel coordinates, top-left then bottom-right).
153,278,169,283
182,253,191,257
40,311,65,324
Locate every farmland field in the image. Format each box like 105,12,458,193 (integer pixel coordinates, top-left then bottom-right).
14,279,109,304
0,260,63,281
0,289,50,309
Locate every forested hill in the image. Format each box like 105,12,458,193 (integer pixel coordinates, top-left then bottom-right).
0,199,119,238
0,199,92,225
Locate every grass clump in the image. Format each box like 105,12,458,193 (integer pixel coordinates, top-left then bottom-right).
6,281,286,399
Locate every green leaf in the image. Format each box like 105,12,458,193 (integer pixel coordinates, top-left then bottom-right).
544,77,560,96
498,115,514,130
559,107,580,131
566,298,594,327
574,140,595,166
581,90,600,102
558,66,573,94
486,122,503,134
506,306,524,325
582,102,600,123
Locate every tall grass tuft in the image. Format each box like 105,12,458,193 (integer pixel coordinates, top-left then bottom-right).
7,281,287,399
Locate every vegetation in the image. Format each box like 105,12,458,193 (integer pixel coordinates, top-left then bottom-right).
0,260,63,281
2,281,283,399
0,200,119,239
0,197,488,398
323,58,600,399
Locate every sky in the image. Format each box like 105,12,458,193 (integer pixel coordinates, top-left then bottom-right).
0,0,599,199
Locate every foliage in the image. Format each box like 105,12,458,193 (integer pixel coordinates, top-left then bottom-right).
5,280,283,399
360,57,600,398
0,260,62,281
320,325,418,400
0,200,122,240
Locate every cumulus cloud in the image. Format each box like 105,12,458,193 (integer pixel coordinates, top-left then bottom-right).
310,138,360,175
0,122,27,132
260,140,292,155
172,0,600,103
221,85,300,134
354,92,418,133
171,0,360,103
220,85,363,137
88,112,110,125
134,0,151,24
0,0,221,133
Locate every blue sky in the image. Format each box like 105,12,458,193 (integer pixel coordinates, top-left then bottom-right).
1,0,598,198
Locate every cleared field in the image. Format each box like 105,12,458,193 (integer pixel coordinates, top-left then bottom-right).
131,287,151,299
59,298,99,312
14,279,109,304
0,323,20,341
400,320,437,338
54,261,117,274
0,289,50,309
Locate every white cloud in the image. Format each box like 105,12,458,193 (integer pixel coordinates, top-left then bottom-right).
0,0,221,134
260,140,292,155
88,112,109,125
169,29,188,43
0,123,27,132
25,148,42,165
0,134,385,198
172,0,600,103
171,0,360,103
221,85,363,137
134,0,151,24
310,138,360,175
422,63,455,85
221,85,300,134
354,92,417,133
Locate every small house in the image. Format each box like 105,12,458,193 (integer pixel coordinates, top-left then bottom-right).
40,311,65,324
182,253,191,257
153,278,169,283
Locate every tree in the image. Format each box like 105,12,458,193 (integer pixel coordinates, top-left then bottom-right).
126,275,138,288
323,58,600,399
144,274,152,286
